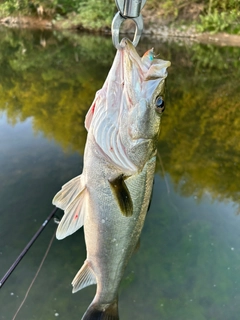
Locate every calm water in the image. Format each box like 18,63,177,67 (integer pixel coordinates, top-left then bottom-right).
0,27,240,320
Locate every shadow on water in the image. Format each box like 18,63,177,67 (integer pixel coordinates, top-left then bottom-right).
0,27,240,320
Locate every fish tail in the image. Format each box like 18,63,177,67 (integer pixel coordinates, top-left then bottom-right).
82,298,119,320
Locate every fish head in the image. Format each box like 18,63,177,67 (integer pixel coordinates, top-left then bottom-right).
120,38,171,144
85,38,170,173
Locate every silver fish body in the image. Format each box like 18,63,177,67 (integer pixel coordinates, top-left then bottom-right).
53,38,170,320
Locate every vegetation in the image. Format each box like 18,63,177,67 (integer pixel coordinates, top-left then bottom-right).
0,0,240,33
197,8,240,33
0,28,240,209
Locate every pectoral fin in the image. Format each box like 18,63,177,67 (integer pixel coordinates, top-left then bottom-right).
109,175,133,217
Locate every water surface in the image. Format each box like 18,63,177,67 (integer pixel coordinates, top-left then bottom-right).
0,27,240,320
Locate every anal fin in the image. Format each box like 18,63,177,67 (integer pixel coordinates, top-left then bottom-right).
72,261,97,293
109,175,133,217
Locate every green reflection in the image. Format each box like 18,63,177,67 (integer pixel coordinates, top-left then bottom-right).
0,28,115,154
158,43,240,206
1,27,240,207
1,29,240,320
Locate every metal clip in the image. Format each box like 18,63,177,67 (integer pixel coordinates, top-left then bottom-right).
112,0,146,49
116,0,146,18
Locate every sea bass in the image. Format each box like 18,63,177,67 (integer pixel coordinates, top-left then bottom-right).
53,38,170,320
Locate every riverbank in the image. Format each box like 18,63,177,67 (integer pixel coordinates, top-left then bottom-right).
1,13,240,47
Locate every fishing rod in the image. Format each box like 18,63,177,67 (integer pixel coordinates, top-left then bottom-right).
0,206,58,289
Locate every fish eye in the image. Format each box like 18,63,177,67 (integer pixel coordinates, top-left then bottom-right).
155,96,165,113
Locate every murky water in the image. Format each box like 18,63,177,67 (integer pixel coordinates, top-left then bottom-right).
0,27,240,320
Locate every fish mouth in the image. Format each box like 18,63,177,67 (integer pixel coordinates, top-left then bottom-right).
120,38,142,59
120,37,170,77
120,37,135,49
120,37,142,66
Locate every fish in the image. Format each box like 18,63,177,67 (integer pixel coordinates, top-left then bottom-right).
52,38,170,320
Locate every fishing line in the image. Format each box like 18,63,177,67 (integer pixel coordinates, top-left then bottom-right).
157,151,180,215
11,230,56,320
157,151,170,194
0,206,58,288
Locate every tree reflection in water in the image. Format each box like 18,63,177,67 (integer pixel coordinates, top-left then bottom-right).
1,27,240,320
1,28,239,207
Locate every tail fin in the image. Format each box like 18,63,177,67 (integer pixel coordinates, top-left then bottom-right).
82,299,119,320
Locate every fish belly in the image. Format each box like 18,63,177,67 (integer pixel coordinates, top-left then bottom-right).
83,147,156,303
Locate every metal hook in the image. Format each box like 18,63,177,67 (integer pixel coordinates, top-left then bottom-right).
112,0,146,49
111,11,144,49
